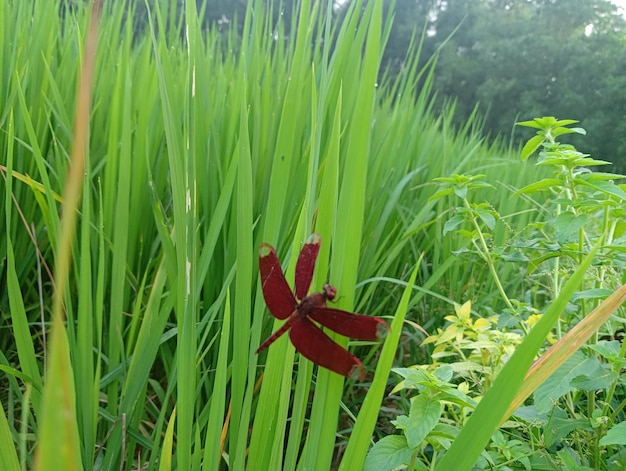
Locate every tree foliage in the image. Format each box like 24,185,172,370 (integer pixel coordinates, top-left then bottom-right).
380,0,626,169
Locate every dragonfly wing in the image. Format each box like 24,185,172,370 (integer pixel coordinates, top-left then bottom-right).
294,233,321,300
289,317,365,380
308,308,389,340
259,243,298,319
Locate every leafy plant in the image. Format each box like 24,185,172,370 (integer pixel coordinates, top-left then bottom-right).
366,119,626,470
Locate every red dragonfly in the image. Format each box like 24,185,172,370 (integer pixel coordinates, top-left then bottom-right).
256,233,389,380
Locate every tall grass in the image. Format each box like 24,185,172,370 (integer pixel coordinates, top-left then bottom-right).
0,0,549,469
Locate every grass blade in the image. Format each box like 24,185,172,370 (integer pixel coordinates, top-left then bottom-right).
340,262,420,470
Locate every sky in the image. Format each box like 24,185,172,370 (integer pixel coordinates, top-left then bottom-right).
612,0,626,15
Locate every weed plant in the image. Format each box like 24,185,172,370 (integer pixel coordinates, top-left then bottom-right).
367,118,626,470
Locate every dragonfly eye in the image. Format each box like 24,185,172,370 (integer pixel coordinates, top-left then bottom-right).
323,283,337,301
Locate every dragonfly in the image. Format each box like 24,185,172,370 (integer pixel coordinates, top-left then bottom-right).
256,233,389,380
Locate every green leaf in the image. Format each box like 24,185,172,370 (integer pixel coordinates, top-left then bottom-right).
516,119,544,129
571,288,613,301
477,209,496,230
553,119,580,128
551,126,584,137
570,361,615,391
364,435,414,471
582,172,626,181
443,214,465,235
158,409,176,471
520,135,545,160
588,341,622,361
501,252,530,262
453,185,468,199
428,187,455,202
0,397,19,471
600,421,626,446
552,212,587,243
545,414,589,448
557,449,594,471
404,394,443,448
433,365,454,382
469,181,494,190
514,178,563,195
578,179,626,201
533,351,586,413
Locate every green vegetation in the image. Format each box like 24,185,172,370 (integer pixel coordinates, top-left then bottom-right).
362,0,626,173
134,0,626,171
366,118,626,470
1,1,625,470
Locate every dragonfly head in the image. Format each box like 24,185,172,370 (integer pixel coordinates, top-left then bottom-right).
322,283,337,301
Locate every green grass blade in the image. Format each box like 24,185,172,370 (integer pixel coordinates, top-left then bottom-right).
202,288,232,469
4,113,43,415
104,60,133,420
300,2,383,470
1,115,22,464
230,83,255,466
340,262,420,470
158,408,176,471
147,2,197,467
33,1,101,468
0,397,19,471
34,326,82,471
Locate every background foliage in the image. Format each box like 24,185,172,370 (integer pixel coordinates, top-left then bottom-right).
409,0,626,171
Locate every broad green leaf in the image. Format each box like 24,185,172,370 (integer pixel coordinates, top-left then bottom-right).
599,421,626,446
557,449,595,471
453,185,468,199
428,187,455,201
533,351,586,413
443,214,465,235
551,127,584,137
553,119,580,127
477,209,496,230
588,341,623,361
364,436,414,471
570,362,615,391
545,414,589,448
552,212,587,242
402,394,443,449
578,179,626,201
571,288,613,301
516,119,545,129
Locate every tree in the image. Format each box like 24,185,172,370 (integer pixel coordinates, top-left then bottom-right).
375,0,626,170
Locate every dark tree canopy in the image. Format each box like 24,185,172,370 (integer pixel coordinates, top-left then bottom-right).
375,0,626,169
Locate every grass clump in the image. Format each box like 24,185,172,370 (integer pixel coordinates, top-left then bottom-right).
0,1,591,470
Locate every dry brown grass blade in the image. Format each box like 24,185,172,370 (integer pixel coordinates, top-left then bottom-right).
505,283,626,421
34,2,103,470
